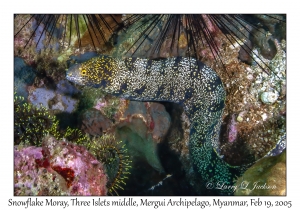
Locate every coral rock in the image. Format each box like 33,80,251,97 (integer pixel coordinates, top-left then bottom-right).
234,150,286,195
116,101,171,173
80,99,171,173
28,85,78,113
260,91,278,104
14,135,108,195
81,108,113,136
14,57,37,98
14,146,68,195
149,103,172,142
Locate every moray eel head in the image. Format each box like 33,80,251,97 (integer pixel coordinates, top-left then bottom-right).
66,56,116,88
66,63,87,86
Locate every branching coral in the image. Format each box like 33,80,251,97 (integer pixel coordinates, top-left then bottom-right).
14,92,87,146
62,126,88,143
14,94,60,146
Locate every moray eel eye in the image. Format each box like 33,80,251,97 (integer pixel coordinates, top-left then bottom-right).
80,68,87,76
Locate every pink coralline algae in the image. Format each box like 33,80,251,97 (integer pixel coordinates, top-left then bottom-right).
93,98,107,110
14,135,108,196
228,114,238,143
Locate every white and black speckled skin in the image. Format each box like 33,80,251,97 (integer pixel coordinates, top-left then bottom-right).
67,55,244,194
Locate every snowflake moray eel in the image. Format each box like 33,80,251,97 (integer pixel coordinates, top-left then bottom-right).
66,55,244,195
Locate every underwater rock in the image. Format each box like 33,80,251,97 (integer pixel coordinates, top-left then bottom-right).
81,108,113,136
42,135,108,195
14,57,37,98
28,82,78,113
56,80,80,95
28,87,56,109
254,15,284,35
116,101,171,173
68,51,98,65
234,149,286,195
149,102,172,142
81,98,171,173
119,101,171,143
14,135,108,195
14,57,36,84
260,91,279,104
238,40,253,65
251,28,277,60
14,146,69,195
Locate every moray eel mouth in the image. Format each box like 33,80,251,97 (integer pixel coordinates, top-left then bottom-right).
66,63,86,86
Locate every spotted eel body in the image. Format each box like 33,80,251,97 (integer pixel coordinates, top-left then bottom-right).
66,55,241,195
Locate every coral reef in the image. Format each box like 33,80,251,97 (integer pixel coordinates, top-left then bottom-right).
200,31,287,165
14,92,129,195
80,96,171,173
15,82,131,195
14,14,286,196
81,109,113,136
14,93,84,146
28,87,78,113
14,57,37,98
80,134,132,195
251,28,277,60
14,94,60,146
14,16,76,85
14,146,69,196
77,86,106,112
14,135,108,195
66,54,240,195
14,15,124,56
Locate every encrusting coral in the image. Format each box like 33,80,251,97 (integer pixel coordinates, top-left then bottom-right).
14,92,131,195
14,135,108,195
